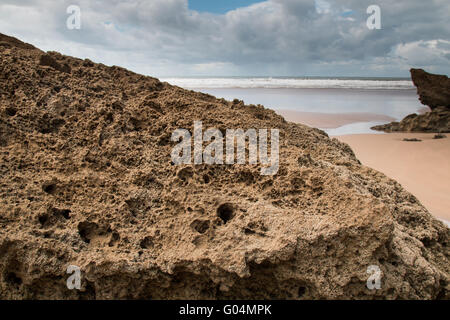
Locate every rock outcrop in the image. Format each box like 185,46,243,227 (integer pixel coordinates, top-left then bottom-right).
410,69,450,110
371,106,450,133
372,69,450,133
0,34,449,299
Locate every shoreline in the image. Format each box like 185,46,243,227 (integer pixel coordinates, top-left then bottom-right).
193,87,424,122
336,133,450,222
276,109,395,129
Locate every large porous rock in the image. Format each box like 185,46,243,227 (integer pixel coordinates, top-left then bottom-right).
410,68,450,110
372,106,450,133
0,33,449,300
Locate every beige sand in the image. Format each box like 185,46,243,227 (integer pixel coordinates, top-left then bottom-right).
337,133,450,221
276,109,395,129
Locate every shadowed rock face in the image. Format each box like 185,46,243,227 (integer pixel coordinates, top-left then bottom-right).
372,69,450,133
410,69,450,110
371,107,450,133
0,33,449,300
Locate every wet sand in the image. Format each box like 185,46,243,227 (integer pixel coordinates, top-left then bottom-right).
337,133,450,222
276,109,395,129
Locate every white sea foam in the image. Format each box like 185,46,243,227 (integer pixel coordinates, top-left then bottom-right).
440,219,450,228
325,121,388,136
161,77,414,90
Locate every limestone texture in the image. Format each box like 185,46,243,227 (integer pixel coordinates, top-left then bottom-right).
0,34,448,299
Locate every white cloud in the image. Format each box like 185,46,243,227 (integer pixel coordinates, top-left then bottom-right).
390,40,450,73
315,0,331,14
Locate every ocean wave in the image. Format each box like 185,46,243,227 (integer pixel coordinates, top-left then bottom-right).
160,77,415,90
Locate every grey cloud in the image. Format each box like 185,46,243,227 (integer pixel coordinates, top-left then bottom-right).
0,0,448,76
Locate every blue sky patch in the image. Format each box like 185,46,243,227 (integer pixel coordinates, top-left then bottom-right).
188,0,265,14
341,10,354,17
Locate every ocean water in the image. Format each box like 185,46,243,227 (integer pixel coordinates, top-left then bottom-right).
161,77,414,90
161,77,425,135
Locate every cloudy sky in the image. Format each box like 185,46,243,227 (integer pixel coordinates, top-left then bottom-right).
0,0,449,77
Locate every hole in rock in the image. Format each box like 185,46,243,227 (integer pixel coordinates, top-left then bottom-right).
177,167,193,181
217,203,234,224
80,281,96,300
77,221,99,244
5,107,16,116
437,281,446,299
157,134,170,146
140,236,154,249
244,228,255,235
52,208,71,219
108,231,120,247
38,214,48,225
298,286,306,298
190,219,210,234
42,183,56,194
5,272,22,285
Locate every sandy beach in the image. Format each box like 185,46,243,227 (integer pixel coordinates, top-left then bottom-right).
275,109,395,129
336,133,450,222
